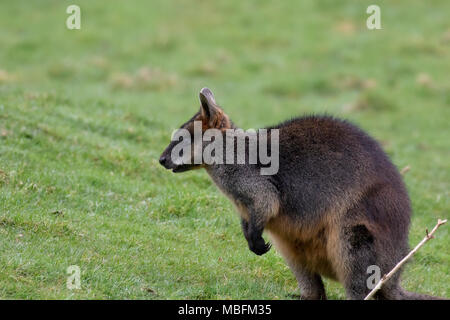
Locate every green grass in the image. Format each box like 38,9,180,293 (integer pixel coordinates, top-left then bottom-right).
0,0,448,299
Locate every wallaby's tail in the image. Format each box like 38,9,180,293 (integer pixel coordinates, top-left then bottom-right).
400,289,446,300
377,286,447,300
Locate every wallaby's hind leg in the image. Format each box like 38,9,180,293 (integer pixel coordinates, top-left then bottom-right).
268,232,327,300
374,279,405,300
340,224,378,300
293,267,327,300
371,271,413,300
338,184,411,300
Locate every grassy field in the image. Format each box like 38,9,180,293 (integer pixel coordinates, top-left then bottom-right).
0,0,448,299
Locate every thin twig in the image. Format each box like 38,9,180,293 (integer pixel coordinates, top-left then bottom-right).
400,165,411,175
364,219,447,300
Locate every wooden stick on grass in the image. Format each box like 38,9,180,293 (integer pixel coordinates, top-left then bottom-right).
400,165,411,175
364,218,447,300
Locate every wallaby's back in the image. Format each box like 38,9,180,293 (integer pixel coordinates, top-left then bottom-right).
269,115,410,241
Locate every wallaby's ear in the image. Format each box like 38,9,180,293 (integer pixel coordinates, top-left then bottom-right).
199,87,219,121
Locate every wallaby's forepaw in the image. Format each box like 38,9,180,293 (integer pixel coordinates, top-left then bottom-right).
248,237,271,256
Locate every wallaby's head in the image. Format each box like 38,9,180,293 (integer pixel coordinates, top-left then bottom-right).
159,87,233,173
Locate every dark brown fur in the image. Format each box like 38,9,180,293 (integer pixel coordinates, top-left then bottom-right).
159,88,445,300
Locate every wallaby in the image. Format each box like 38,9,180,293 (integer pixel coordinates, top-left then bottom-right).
159,87,443,300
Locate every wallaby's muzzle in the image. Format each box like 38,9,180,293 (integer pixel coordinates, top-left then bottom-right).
159,155,167,166
159,144,197,173
159,145,177,171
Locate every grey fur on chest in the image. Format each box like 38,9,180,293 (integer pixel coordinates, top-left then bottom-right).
206,164,274,207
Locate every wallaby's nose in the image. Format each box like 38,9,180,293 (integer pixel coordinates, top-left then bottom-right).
159,156,167,166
